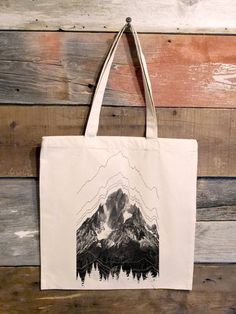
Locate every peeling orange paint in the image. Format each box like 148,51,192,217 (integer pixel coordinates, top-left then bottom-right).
107,34,236,107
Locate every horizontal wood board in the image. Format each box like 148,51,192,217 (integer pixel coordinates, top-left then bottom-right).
0,265,235,314
0,106,235,177
0,32,235,107
0,0,236,33
0,178,235,265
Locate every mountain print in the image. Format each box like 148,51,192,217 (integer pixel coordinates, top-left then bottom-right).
76,188,159,284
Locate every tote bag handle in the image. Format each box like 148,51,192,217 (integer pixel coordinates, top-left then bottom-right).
85,19,158,138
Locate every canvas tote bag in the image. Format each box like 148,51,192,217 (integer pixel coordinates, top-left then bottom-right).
40,21,198,290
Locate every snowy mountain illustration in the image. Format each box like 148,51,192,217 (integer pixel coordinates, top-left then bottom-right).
76,188,159,283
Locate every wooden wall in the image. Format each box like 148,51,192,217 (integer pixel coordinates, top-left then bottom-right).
0,1,235,313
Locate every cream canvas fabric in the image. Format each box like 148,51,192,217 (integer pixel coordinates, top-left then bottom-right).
40,22,198,290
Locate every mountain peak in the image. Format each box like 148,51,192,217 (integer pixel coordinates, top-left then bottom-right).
76,188,159,283
106,188,129,229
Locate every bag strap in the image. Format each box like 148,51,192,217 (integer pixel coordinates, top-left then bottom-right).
85,20,158,138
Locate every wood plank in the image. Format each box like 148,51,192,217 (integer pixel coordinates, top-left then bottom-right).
0,178,236,265
0,0,236,33
195,222,236,263
1,221,235,265
0,179,39,266
0,265,235,314
0,106,235,177
0,32,236,107
197,205,236,221
197,178,236,209
1,178,235,221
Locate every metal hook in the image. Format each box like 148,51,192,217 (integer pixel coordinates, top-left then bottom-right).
126,17,132,25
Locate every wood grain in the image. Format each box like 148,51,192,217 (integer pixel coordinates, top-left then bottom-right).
1,178,235,220
0,178,235,265
197,178,236,209
197,206,236,221
195,222,236,263
0,265,235,314
0,106,235,177
0,32,236,107
0,0,235,33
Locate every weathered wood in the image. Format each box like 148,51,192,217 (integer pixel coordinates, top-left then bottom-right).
0,179,39,266
0,265,235,313
197,205,236,221
0,0,236,33
0,32,236,107
0,106,235,177
195,222,236,263
197,178,236,209
1,178,235,220
0,178,236,265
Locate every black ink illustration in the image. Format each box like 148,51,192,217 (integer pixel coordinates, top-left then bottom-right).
76,188,159,283
75,151,159,285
